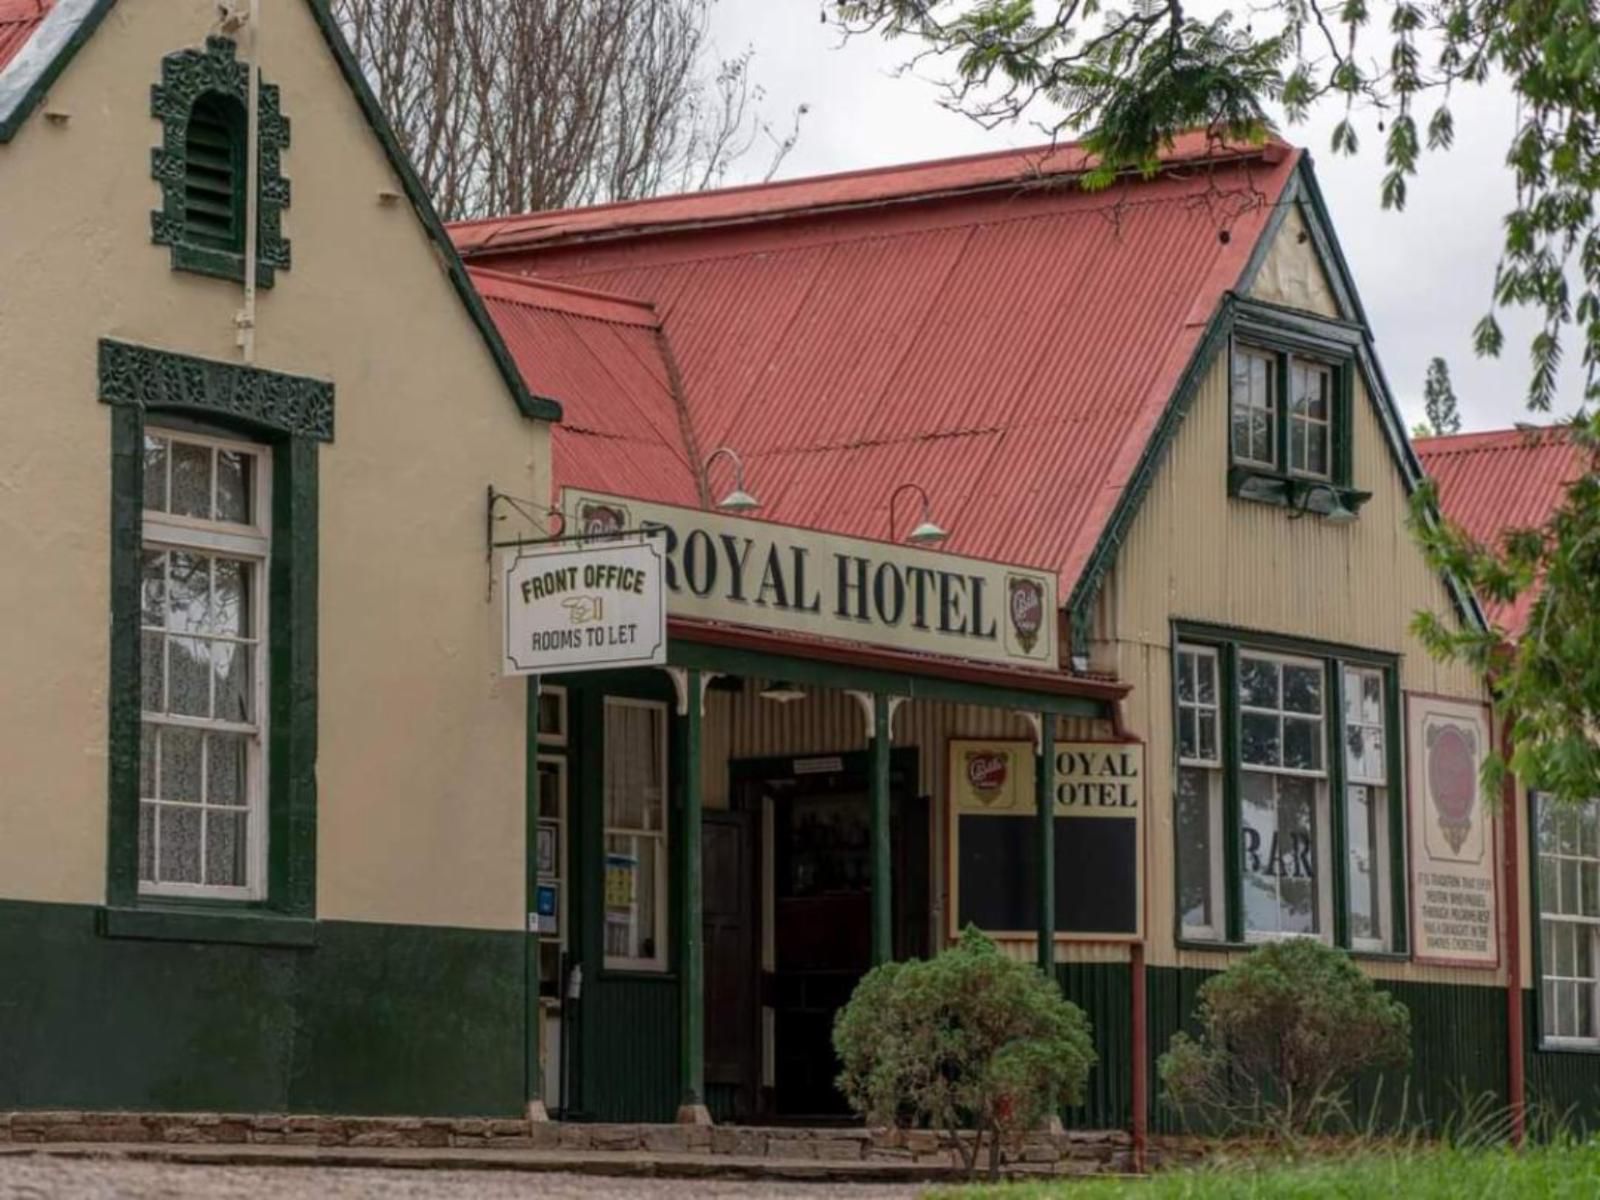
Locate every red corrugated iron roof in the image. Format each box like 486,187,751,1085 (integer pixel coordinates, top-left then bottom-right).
461,136,1299,597
1415,426,1590,636
469,268,701,509
0,0,51,73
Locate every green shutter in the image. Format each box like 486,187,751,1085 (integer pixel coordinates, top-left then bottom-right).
182,94,245,252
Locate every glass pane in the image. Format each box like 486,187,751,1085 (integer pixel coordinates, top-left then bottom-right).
143,435,169,513
1585,863,1600,920
159,726,203,803
157,803,202,884
1241,773,1279,934
168,637,212,718
1361,672,1383,723
141,551,166,627
1578,926,1595,980
1562,860,1581,918
604,704,665,832
170,440,212,520
1560,980,1578,1038
1239,656,1279,708
538,690,564,738
1277,776,1319,935
538,763,562,820
1283,717,1322,771
1196,654,1216,704
1539,799,1560,855
1177,653,1195,703
216,450,253,524
1305,427,1328,477
1559,808,1580,856
141,632,165,713
1582,983,1596,1039
211,558,252,638
1544,981,1557,1038
1542,856,1561,917
139,802,156,882
1542,920,1560,974
1241,713,1280,767
204,809,247,887
1584,804,1600,859
206,733,247,807
1345,726,1385,783
1347,785,1380,944
139,724,157,798
167,552,211,635
1178,710,1197,761
213,641,252,724
1230,403,1252,460
1558,922,1575,977
1177,767,1215,932
1283,665,1323,714
1198,711,1218,762
604,834,659,961
1251,409,1274,465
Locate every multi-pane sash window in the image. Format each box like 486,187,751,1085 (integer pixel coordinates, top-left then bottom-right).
1230,347,1278,468
139,429,269,898
603,698,669,971
1538,798,1600,1044
1289,360,1332,479
1343,667,1392,951
1176,646,1225,939
1239,653,1329,938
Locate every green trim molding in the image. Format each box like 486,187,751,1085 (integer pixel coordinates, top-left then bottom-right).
100,342,324,932
99,338,333,442
150,37,291,288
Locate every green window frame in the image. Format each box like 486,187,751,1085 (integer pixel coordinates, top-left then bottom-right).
1172,623,1408,956
98,340,330,947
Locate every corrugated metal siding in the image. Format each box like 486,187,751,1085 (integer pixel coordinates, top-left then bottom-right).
1100,339,1494,986
1059,962,1134,1129
579,976,680,1122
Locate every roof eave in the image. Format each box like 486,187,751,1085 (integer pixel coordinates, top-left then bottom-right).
0,0,117,143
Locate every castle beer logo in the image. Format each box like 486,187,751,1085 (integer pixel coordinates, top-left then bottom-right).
578,502,627,538
965,751,1009,797
1007,575,1045,654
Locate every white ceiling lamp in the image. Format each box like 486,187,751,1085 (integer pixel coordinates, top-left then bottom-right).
704,446,760,513
889,481,948,546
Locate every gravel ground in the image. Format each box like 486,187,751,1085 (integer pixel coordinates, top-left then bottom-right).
0,1155,931,1199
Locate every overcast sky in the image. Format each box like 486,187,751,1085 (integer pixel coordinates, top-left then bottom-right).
706,2,1578,435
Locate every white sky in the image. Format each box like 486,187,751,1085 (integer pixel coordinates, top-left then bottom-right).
707,1,1580,434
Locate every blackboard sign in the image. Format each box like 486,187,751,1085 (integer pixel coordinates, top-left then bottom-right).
948,739,1144,942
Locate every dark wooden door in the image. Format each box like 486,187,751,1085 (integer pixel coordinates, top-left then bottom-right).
703,811,757,1117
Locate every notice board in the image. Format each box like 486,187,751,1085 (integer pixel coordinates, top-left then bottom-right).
947,739,1143,941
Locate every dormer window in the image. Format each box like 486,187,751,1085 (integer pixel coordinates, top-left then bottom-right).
151,37,291,287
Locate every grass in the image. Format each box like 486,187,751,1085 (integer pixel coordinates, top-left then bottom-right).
939,1142,1600,1199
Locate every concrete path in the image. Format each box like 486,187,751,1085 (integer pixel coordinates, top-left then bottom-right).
0,1145,943,1197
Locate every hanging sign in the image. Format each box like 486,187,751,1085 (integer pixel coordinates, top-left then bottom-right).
947,738,1143,944
1406,694,1498,967
502,538,667,676
561,489,1057,669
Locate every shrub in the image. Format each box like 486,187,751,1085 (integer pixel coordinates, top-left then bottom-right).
1159,938,1412,1138
832,927,1096,1178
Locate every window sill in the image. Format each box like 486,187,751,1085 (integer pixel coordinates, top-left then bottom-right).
1536,1038,1600,1056
1176,936,1407,962
99,904,316,948
168,242,278,289
1227,466,1372,518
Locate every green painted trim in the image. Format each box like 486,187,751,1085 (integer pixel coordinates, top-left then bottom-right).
149,37,290,288
1221,641,1244,944
524,676,542,1107
101,354,320,926
1528,790,1552,1050
99,339,333,442
1226,465,1373,516
1329,661,1351,947
679,670,705,1107
1036,713,1057,970
301,0,561,424
870,693,893,967
1385,665,1409,956
0,0,119,143
100,904,316,947
665,641,1110,720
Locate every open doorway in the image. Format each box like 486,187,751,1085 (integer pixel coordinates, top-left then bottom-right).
711,750,927,1122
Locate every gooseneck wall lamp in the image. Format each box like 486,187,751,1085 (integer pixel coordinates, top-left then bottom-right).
703,447,761,513
888,482,948,546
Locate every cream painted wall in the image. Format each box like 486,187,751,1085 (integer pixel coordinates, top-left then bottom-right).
1092,213,1496,985
1249,205,1341,317
0,0,549,929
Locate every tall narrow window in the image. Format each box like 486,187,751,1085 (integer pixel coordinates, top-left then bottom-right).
1238,653,1329,938
139,429,269,898
1538,798,1600,1044
1289,359,1333,479
1176,645,1225,939
183,93,247,253
1230,347,1278,469
1343,667,1392,950
603,698,669,971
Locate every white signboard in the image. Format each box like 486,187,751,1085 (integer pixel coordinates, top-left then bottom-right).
502,539,667,676
561,489,1058,669
1406,694,1498,967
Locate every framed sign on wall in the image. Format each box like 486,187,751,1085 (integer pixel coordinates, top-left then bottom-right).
1406,694,1498,968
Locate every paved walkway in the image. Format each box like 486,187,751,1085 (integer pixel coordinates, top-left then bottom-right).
0,1151,932,1198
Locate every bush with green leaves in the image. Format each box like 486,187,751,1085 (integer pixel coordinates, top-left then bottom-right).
1159,938,1412,1137
832,927,1096,1178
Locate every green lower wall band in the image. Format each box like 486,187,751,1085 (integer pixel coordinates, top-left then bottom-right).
0,900,523,1117
4,897,1598,1130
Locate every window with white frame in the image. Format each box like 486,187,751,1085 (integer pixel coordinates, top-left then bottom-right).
1176,645,1225,939
139,429,270,898
603,698,669,971
1238,652,1329,939
1288,360,1333,479
1343,667,1392,951
1230,347,1278,469
1537,797,1600,1044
